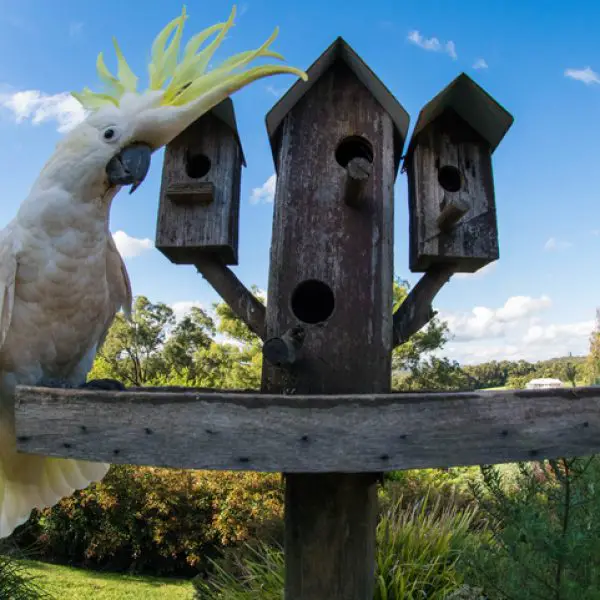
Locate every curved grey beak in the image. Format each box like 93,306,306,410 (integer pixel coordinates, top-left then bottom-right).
106,143,152,194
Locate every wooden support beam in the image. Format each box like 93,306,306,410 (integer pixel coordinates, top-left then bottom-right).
15,385,600,472
263,326,305,367
194,256,266,340
392,264,454,347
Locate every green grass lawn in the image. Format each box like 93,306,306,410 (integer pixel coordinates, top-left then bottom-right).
17,559,195,600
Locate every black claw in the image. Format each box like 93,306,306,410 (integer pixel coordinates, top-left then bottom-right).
79,378,127,391
39,378,75,389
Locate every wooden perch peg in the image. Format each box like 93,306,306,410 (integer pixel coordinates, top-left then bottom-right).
393,264,454,347
263,326,305,367
344,157,372,208
437,197,469,232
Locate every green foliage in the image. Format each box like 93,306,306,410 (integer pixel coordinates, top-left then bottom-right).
465,457,600,599
0,542,49,600
194,494,480,600
25,466,282,576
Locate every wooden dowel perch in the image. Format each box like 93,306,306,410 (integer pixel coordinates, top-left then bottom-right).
344,157,372,208
194,256,266,340
263,326,305,367
437,198,469,232
393,264,454,347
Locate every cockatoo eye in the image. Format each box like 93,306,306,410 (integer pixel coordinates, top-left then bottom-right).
102,127,120,143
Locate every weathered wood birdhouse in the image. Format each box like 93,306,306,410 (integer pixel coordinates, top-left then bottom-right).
155,98,246,266
264,36,410,394
404,73,514,273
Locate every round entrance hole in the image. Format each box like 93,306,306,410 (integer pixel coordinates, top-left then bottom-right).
291,280,335,324
335,136,374,168
185,151,211,178
437,165,462,192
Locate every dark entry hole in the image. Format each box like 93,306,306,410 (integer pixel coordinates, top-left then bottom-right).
335,136,374,168
438,165,462,192
291,280,335,324
186,151,211,178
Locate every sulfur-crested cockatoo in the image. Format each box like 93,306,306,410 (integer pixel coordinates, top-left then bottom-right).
0,5,306,538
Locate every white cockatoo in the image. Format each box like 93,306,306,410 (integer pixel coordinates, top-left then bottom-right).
0,5,306,538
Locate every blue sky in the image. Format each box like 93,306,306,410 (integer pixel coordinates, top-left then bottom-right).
0,0,598,364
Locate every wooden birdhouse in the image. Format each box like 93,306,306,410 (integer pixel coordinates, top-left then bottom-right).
404,73,514,273
155,97,246,266
263,37,409,395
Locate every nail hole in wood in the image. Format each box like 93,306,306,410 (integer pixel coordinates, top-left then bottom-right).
63,443,72,449
113,449,120,456
238,457,250,463
584,422,590,428
501,430,509,437
291,279,335,324
335,136,373,168
17,436,29,442
380,454,390,461
80,425,87,433
300,435,309,442
144,428,153,435
438,165,462,192
399,434,408,440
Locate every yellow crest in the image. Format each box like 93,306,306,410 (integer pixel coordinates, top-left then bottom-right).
72,5,307,110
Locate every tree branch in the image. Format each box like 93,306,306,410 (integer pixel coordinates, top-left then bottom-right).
194,256,266,341
392,265,454,347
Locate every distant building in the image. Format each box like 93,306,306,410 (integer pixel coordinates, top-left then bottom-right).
525,377,565,390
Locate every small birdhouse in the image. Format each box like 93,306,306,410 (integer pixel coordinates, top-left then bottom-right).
155,98,246,266
404,73,514,273
263,37,409,393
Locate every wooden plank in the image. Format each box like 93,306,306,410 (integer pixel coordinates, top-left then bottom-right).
15,385,600,473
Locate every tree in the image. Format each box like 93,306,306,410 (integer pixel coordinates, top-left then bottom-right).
585,309,600,385
89,296,175,386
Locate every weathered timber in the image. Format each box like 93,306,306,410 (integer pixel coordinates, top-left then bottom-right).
344,157,372,208
405,73,513,273
263,37,407,600
263,326,305,367
392,265,454,347
15,386,600,472
194,256,266,341
156,98,243,266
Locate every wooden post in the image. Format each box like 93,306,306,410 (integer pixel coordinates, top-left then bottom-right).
263,38,408,599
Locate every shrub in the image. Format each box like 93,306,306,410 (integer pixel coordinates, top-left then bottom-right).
23,466,283,576
194,492,481,599
464,457,600,599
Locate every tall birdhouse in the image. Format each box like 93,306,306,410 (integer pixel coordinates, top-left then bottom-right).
404,73,513,273
263,36,409,394
155,98,246,266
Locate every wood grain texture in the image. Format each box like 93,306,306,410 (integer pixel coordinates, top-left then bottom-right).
156,112,242,266
14,386,600,472
407,108,499,273
194,257,266,340
344,157,372,208
264,60,401,599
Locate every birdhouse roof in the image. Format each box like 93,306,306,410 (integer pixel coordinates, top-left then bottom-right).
405,73,514,158
265,37,410,168
210,97,247,167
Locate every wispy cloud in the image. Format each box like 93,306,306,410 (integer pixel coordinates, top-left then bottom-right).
266,85,285,98
0,89,86,133
250,174,276,204
544,237,572,251
565,66,600,85
112,231,153,258
69,21,84,39
472,58,488,70
407,30,457,60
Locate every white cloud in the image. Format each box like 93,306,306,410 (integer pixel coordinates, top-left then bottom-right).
407,30,457,59
0,89,86,133
69,21,84,38
523,320,594,346
544,237,572,251
112,230,153,258
170,300,205,323
266,85,285,98
565,66,600,85
473,58,488,70
454,262,497,280
441,295,551,342
250,174,276,204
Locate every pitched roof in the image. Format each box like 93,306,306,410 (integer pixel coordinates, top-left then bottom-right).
265,37,410,168
405,73,514,157
210,97,246,167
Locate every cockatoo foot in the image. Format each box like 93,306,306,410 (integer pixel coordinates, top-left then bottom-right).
38,378,75,389
79,378,126,391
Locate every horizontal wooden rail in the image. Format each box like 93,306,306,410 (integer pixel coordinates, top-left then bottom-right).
14,385,600,472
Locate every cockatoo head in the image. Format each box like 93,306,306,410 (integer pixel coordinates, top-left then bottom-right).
64,5,307,194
